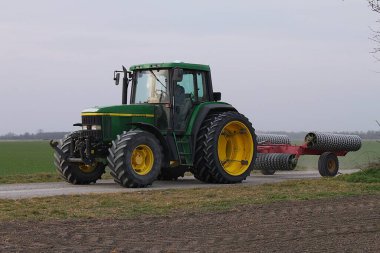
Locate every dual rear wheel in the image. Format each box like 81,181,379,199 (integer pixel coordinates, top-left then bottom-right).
194,111,257,184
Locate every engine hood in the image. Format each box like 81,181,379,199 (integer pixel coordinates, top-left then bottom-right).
81,104,155,117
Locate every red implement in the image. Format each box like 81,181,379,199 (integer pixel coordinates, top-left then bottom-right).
257,143,348,159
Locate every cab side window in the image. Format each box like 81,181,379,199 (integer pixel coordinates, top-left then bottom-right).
174,71,196,130
196,72,207,102
177,73,195,99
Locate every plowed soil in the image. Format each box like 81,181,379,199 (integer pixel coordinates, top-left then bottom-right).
1,195,379,253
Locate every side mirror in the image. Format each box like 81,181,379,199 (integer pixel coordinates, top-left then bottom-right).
114,72,120,86
213,92,221,101
172,68,183,82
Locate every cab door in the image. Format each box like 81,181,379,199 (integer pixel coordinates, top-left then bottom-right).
173,71,207,132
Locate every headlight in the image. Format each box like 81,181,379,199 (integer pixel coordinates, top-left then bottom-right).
91,125,102,130
81,125,101,130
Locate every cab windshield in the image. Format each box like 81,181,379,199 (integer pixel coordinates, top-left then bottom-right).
132,69,169,104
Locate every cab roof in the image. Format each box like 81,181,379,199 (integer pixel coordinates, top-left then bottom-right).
129,62,210,72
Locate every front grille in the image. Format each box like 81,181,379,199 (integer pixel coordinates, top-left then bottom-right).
79,130,102,139
82,116,102,125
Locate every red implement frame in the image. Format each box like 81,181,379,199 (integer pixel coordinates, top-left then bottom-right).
257,143,348,158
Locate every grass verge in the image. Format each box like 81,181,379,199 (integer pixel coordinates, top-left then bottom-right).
0,171,114,184
0,173,61,184
336,165,380,183
0,177,379,221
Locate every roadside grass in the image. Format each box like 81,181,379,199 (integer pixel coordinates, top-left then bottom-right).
0,177,378,221
0,172,113,184
0,173,61,184
336,164,380,183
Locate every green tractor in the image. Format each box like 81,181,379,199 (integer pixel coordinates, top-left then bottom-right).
51,62,258,187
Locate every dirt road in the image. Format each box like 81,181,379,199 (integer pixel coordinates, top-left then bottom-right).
0,194,378,252
0,170,359,199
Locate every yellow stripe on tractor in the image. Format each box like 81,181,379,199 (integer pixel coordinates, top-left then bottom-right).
81,113,154,118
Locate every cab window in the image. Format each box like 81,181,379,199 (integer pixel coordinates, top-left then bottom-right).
196,72,207,101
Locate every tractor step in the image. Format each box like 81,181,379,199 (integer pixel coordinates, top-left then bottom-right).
173,134,193,166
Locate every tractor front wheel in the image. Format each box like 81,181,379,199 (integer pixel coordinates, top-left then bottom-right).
54,132,105,184
202,111,257,183
107,130,162,188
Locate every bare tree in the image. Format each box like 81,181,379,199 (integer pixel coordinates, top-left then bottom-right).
368,1,380,59
368,0,380,13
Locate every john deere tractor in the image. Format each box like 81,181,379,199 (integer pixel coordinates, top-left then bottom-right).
51,62,257,187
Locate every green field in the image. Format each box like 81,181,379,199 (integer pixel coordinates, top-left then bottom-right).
0,140,378,182
0,141,54,176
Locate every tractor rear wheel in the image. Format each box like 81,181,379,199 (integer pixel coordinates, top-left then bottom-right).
318,152,339,177
202,111,257,183
107,130,162,188
193,113,219,183
54,132,105,184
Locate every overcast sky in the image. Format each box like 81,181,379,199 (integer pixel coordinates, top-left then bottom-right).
0,0,379,135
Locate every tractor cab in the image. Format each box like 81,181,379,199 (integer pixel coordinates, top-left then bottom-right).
114,63,218,132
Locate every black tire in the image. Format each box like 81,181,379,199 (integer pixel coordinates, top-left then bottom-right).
54,132,105,184
202,111,257,183
193,113,219,183
157,166,186,181
107,130,162,188
318,152,339,177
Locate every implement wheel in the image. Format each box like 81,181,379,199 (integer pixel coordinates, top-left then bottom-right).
107,130,162,188
54,132,105,184
318,152,339,177
202,111,257,183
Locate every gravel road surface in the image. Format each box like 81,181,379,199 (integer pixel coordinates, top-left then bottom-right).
0,170,359,199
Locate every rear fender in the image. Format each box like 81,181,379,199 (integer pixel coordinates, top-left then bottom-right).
190,104,237,157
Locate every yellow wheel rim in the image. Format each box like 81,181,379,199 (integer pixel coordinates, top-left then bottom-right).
79,163,97,173
131,145,154,175
218,121,254,176
327,159,336,173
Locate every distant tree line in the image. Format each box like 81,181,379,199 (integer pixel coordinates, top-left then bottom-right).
256,130,380,140
0,131,69,140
